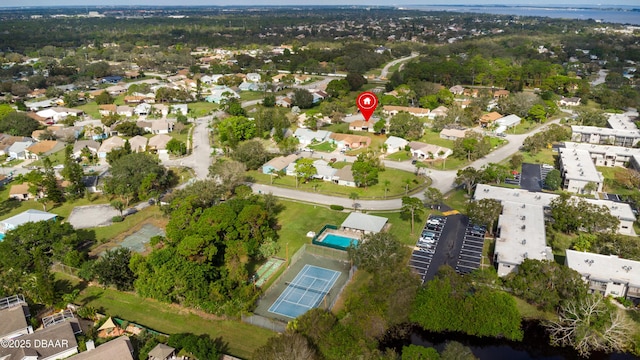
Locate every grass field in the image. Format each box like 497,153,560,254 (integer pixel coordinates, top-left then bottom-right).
188,102,218,117
308,141,337,152
597,166,636,195
31,148,68,167
248,168,428,199
419,131,456,149
274,200,349,258
386,151,412,162
522,148,556,165
369,210,432,245
77,102,101,119
74,286,274,359
93,206,164,243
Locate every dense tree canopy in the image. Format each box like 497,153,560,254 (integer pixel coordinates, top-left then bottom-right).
104,152,174,205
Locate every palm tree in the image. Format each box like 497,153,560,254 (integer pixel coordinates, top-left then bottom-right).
383,180,391,199
349,192,360,211
402,196,424,235
404,178,412,195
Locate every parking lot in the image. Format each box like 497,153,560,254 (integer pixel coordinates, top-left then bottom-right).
409,213,488,283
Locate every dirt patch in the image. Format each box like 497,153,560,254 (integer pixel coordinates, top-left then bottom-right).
90,217,168,257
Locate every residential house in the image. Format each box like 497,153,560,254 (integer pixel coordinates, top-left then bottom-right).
559,97,581,107
99,104,117,117
152,104,169,117
294,129,332,147
238,82,262,92
25,140,64,160
0,209,57,233
493,89,510,99
310,90,328,104
449,85,465,96
128,135,148,153
276,97,292,108
26,112,48,125
408,141,452,160
349,120,376,133
246,73,261,83
334,165,356,187
0,296,31,341
382,105,430,118
148,134,172,158
463,88,479,98
312,159,337,181
0,320,79,360
8,141,34,160
124,96,145,104
271,74,288,83
82,175,101,193
98,136,125,158
565,249,640,302
428,106,449,119
102,75,123,84
262,154,299,175
329,133,371,150
73,140,100,159
384,136,409,154
116,105,134,118
494,114,522,134
8,183,33,201
0,135,25,156
36,107,84,123
340,212,388,234
105,85,127,96
479,111,503,127
147,343,176,360
67,336,134,360
170,104,188,116
150,119,173,134
205,86,240,104
439,128,468,140
134,103,152,116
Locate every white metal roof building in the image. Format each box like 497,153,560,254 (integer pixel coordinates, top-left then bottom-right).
558,147,604,194
571,125,640,147
565,249,640,301
494,201,553,277
340,212,388,234
0,209,57,233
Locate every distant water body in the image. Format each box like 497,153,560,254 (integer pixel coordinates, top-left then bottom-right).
407,5,640,25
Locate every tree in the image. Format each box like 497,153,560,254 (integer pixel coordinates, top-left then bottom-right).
166,138,187,156
114,121,144,137
352,152,382,188
383,179,391,199
576,108,607,127
349,192,359,211
208,159,247,196
454,167,481,196
0,111,40,136
389,112,424,140
466,199,502,235
292,89,314,109
505,259,588,312
94,90,114,105
583,181,598,195
104,152,171,206
509,153,524,170
42,157,64,204
545,295,634,357
441,342,477,360
373,119,386,134
231,139,271,170
167,333,222,360
294,158,317,187
254,332,319,360
527,104,547,122
216,115,256,148
402,196,424,234
325,79,350,98
423,187,444,210
345,72,367,91
402,345,440,360
93,247,135,290
453,133,491,161
549,194,619,234
61,145,85,199
348,232,405,274
111,200,124,217
544,169,562,190
262,94,276,107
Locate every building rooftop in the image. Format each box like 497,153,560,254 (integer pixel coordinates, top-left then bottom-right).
559,147,604,183
566,249,640,288
474,184,635,222
263,154,299,171
0,320,78,360
607,112,638,130
571,125,640,138
495,201,553,267
1,209,57,230
0,304,29,340
341,212,388,233
67,336,133,360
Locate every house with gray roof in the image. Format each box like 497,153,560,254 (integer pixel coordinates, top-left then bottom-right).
0,320,79,360
384,136,408,154
0,295,31,341
341,212,388,234
0,209,57,234
334,165,356,187
67,336,133,360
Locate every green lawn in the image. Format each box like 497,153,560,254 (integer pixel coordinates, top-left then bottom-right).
274,200,349,258
188,102,218,117
93,206,164,243
239,91,267,102
308,141,337,153
30,148,68,167
444,188,470,212
597,166,637,195
513,296,556,321
77,102,101,119
75,286,274,359
386,151,412,162
419,131,456,148
521,148,556,165
369,210,433,245
249,168,428,199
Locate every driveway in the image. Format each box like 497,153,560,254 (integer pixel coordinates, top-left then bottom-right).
520,163,542,192
68,202,150,229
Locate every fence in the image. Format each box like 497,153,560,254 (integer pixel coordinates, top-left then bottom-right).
241,314,287,333
306,243,350,262
51,262,80,278
311,224,338,243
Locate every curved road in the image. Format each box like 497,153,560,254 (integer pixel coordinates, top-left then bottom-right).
380,52,419,79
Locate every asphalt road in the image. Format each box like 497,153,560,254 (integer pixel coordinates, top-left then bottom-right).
379,52,419,79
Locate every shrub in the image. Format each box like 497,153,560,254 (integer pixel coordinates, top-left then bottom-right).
330,205,344,211
112,216,124,222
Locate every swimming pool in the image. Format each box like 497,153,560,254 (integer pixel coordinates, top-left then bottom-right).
320,233,358,250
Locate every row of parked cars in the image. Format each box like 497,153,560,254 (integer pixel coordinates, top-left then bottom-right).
415,215,446,255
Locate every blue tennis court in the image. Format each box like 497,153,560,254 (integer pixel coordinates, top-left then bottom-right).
268,264,341,318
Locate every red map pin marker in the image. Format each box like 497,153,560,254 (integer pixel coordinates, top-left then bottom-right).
356,91,378,122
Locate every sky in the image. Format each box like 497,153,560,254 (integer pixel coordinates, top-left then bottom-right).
1,0,638,8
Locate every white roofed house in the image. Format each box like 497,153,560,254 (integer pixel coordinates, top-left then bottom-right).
559,97,581,107
246,72,261,82
449,85,465,96
170,104,188,116
494,114,521,134
128,135,148,153
293,128,332,147
312,159,337,181
8,141,34,160
384,136,409,154
134,103,152,116
565,250,640,303
408,141,452,160
205,86,240,104
340,213,388,235
0,320,79,360
262,154,299,175
428,106,449,119
0,209,57,234
98,136,125,158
